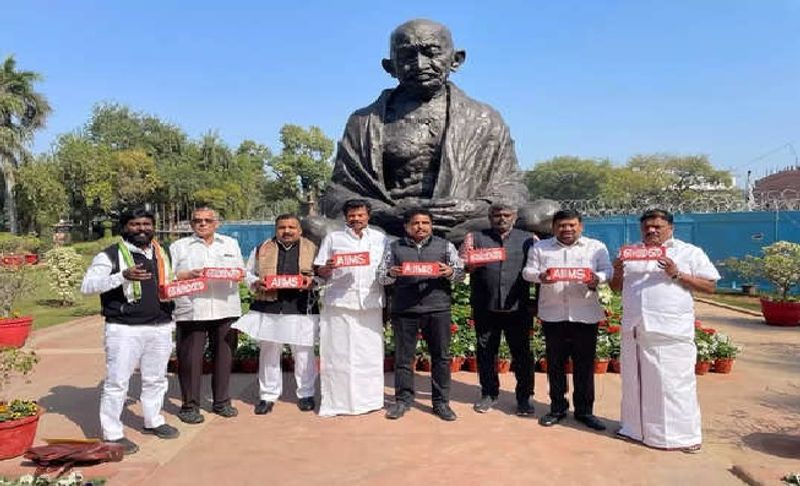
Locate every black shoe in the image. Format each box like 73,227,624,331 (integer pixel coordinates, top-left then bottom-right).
254,400,274,415
575,414,606,431
142,423,180,439
516,400,535,417
433,404,457,422
297,397,315,412
473,395,497,414
212,404,239,418
538,412,567,427
385,402,409,420
105,437,139,455
177,407,205,424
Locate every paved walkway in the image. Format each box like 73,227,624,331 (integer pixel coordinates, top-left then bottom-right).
1,303,798,485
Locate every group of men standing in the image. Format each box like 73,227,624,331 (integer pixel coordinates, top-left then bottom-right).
81,201,719,456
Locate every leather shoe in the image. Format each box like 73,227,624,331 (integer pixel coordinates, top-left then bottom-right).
105,437,139,455
575,414,607,431
516,400,535,417
433,404,457,422
142,423,179,439
254,400,274,415
473,395,497,414
297,397,315,412
177,407,204,424
538,411,567,427
385,402,410,420
212,404,239,418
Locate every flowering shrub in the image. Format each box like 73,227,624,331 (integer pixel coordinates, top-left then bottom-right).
383,324,395,357
0,348,39,422
44,246,84,306
713,333,741,359
723,241,800,301
234,334,259,359
695,322,718,362
0,472,105,485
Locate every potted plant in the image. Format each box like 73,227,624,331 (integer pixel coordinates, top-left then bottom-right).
416,336,430,372
694,325,716,375
594,334,611,374
448,322,466,372
383,324,395,372
462,319,478,372
720,255,761,296
530,324,546,373
496,336,511,374
712,333,741,374
0,262,35,348
725,241,800,326
235,335,259,374
0,234,42,268
0,347,40,459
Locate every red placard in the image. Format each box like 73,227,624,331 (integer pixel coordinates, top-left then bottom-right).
466,247,506,265
400,261,439,276
263,274,306,290
332,252,370,267
619,245,666,261
201,267,244,281
547,267,593,283
159,278,208,299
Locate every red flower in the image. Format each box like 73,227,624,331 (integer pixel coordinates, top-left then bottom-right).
694,319,703,329
703,327,717,335
607,325,620,334
598,319,609,327
529,328,536,337
450,323,459,334
416,332,424,340
604,309,612,317
467,319,475,328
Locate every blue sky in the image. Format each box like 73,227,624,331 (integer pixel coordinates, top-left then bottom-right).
3,1,799,184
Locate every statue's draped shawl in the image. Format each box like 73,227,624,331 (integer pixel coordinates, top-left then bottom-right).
321,83,529,217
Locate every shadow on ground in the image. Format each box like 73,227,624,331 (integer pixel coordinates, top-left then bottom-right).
742,432,800,459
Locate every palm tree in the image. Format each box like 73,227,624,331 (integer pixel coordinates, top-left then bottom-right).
0,55,51,233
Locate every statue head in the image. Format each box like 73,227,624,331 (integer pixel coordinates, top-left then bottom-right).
382,19,466,98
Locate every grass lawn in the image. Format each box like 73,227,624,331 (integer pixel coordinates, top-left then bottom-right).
706,291,763,313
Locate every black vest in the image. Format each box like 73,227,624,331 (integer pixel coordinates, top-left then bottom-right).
100,244,173,325
249,242,319,315
390,236,451,314
468,229,534,313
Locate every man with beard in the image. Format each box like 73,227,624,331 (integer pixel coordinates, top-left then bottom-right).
169,207,245,423
377,208,464,421
522,209,612,431
233,214,319,415
81,207,179,455
460,203,535,416
314,199,388,417
610,209,719,453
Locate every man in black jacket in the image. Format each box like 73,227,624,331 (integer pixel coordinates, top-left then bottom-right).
377,208,465,421
461,204,536,416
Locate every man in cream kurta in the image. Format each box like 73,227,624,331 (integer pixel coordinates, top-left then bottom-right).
314,199,388,417
610,209,720,452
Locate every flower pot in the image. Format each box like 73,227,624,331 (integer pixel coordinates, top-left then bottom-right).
760,298,800,327
609,358,621,374
713,358,735,374
0,316,34,349
0,409,41,459
24,254,39,265
1,255,25,266
417,357,432,372
383,356,395,372
695,360,712,375
594,359,609,374
496,358,511,374
239,357,259,373
464,356,478,372
449,356,464,373
537,358,548,373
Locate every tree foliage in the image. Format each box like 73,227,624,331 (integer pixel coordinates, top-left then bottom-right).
14,155,68,235
267,124,333,210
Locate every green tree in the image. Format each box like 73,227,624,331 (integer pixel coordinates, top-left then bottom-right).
0,56,52,233
14,155,68,236
267,124,333,213
525,156,612,200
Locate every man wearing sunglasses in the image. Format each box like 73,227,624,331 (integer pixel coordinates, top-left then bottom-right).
169,207,246,424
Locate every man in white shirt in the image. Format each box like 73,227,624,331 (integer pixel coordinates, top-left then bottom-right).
81,207,179,455
610,209,719,453
522,209,611,431
169,207,245,424
314,199,388,417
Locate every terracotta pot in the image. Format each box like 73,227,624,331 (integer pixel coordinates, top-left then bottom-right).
695,360,712,375
0,316,34,349
24,254,39,265
0,408,41,459
564,359,573,374
464,356,478,372
760,298,800,326
594,359,609,374
239,357,259,373
713,358,735,374
0,255,25,266
383,356,395,372
609,358,621,373
496,358,511,374
449,356,464,372
417,357,432,372
537,358,548,373
167,356,179,373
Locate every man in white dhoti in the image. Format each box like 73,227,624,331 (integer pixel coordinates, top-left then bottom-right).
234,215,319,415
609,209,720,453
314,199,388,416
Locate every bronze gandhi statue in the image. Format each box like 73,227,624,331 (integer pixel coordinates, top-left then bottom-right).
306,19,558,243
